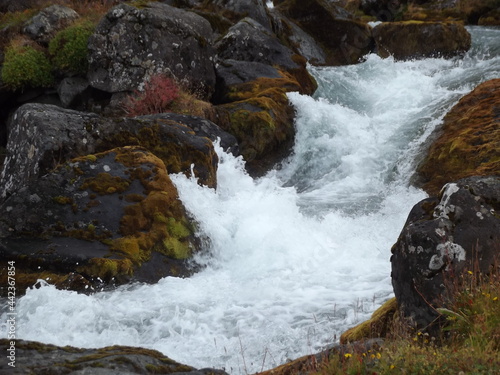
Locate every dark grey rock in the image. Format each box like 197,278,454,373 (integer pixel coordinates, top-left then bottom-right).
57,77,90,107
0,339,229,375
215,17,299,71
212,0,272,29
391,176,500,330
87,3,216,99
23,4,80,44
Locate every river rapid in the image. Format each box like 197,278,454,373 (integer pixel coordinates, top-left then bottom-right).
1,26,499,374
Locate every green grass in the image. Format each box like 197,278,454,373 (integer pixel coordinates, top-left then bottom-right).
313,270,500,375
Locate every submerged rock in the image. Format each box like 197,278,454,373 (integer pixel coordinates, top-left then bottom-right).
0,147,201,294
391,176,500,330
418,78,500,195
372,21,471,60
0,339,229,375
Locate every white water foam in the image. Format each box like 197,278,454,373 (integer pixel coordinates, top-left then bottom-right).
2,27,499,374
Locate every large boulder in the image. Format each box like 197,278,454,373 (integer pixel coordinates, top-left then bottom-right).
0,146,201,294
216,85,295,175
0,104,230,201
206,0,272,29
0,339,228,375
269,10,327,65
391,176,500,330
417,79,500,195
215,17,316,94
372,21,471,60
22,4,80,44
87,3,216,98
276,0,373,66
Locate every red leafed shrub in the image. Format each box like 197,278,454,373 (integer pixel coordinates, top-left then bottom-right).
124,74,180,116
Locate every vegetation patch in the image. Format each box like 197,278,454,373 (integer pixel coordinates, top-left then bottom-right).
1,40,53,91
49,20,96,75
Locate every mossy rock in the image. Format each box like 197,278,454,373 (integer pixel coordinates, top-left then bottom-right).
216,87,295,175
417,79,500,195
0,147,200,295
0,339,227,375
340,298,398,344
372,21,471,60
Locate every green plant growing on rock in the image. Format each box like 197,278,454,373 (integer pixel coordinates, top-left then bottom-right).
49,20,96,76
1,41,53,91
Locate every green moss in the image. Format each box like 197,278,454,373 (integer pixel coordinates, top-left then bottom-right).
340,298,398,343
53,196,73,205
49,20,96,75
1,44,53,91
77,257,134,281
80,172,130,195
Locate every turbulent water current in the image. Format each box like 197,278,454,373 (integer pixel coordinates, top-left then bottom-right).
2,26,499,374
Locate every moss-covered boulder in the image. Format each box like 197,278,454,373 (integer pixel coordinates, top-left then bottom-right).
479,8,500,25
417,79,500,195
372,21,471,60
216,84,295,175
340,298,398,343
276,0,373,66
0,147,201,295
0,104,230,201
0,339,228,375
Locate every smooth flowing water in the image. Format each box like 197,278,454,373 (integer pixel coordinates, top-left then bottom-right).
2,27,499,374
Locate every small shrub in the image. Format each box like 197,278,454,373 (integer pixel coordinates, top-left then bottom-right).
49,20,96,75
1,42,53,91
123,74,180,117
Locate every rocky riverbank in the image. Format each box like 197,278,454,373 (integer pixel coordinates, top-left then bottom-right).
0,0,499,373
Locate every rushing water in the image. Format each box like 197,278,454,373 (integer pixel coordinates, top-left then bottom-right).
2,27,499,374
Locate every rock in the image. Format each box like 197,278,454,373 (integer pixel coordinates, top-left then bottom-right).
216,85,295,176
340,298,398,343
57,77,90,108
479,8,500,26
391,176,500,330
0,339,229,375
417,79,500,195
269,10,327,65
215,17,316,94
87,3,216,99
23,4,80,45
0,104,227,201
372,21,471,60
276,0,373,66
0,104,104,200
214,59,300,103
0,146,201,295
209,0,272,29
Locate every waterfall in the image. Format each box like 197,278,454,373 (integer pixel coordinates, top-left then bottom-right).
2,26,499,374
